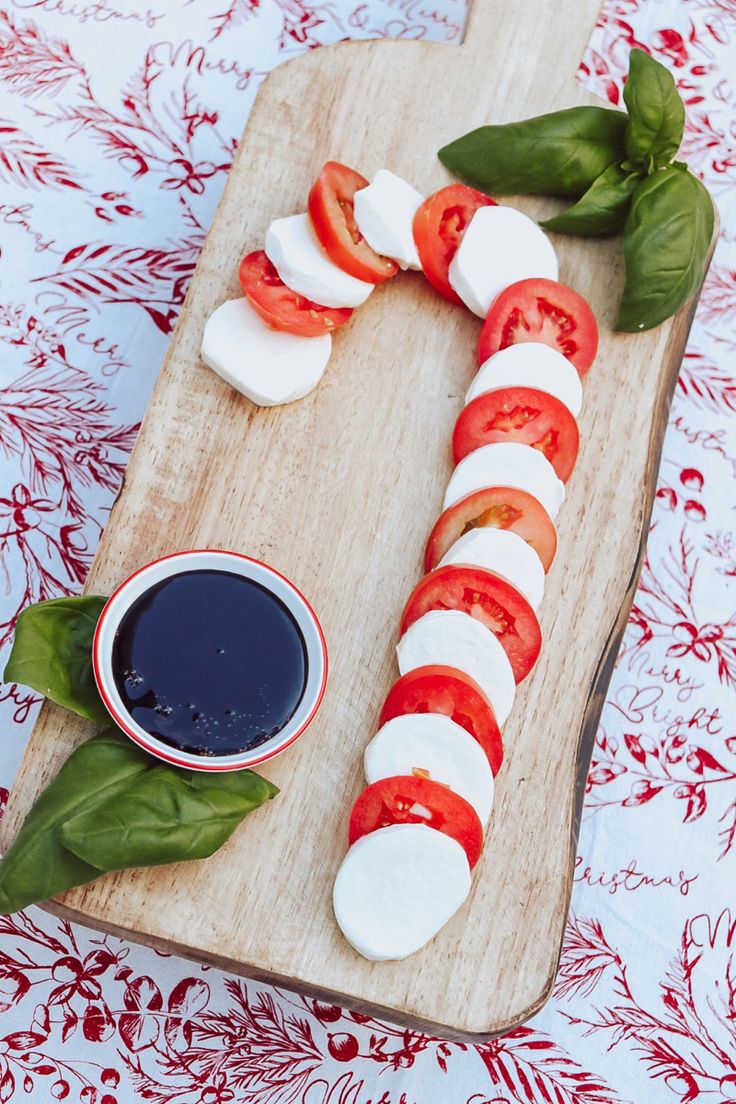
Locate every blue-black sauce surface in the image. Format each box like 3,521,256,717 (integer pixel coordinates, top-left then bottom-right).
112,569,308,756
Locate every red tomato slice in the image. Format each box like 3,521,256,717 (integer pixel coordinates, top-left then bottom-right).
478,278,598,376
308,161,397,284
425,486,557,574
412,184,497,305
238,250,353,337
379,665,503,775
453,386,580,481
348,775,483,868
400,565,541,683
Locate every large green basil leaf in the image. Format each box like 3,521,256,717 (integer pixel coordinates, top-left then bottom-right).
438,107,627,198
0,730,151,916
61,766,278,869
541,163,641,237
623,49,685,168
616,167,714,332
0,728,279,916
4,596,109,723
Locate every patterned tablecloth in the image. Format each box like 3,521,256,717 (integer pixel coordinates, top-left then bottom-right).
0,1,734,1101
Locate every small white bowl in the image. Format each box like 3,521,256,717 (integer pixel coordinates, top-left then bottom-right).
92,549,328,771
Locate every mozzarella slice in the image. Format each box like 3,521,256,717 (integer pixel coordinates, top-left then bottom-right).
333,823,471,960
466,342,583,417
201,298,331,406
353,169,424,271
443,442,565,520
449,205,558,318
439,528,545,610
364,714,494,825
397,609,515,725
265,213,374,308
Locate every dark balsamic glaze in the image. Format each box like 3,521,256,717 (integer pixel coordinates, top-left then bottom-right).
111,570,308,756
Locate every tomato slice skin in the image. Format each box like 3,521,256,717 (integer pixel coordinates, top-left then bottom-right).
348,775,483,868
413,184,497,305
308,161,398,284
238,250,353,337
379,665,503,774
400,564,541,683
478,278,598,376
453,386,580,481
425,486,557,574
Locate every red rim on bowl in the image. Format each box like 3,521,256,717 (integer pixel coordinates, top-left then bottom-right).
92,549,328,771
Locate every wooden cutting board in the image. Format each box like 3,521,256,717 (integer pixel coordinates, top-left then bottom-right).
1,0,712,1040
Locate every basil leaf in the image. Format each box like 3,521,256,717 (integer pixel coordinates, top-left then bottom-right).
438,107,627,198
4,596,109,723
623,49,685,168
0,730,151,916
61,766,278,869
0,729,279,916
616,167,714,332
541,164,641,237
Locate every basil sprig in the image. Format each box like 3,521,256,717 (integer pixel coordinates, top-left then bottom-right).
437,48,715,332
4,596,109,723
0,729,277,915
1,597,279,915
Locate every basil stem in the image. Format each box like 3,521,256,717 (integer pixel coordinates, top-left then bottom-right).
616,167,714,332
3,596,109,723
541,163,642,237
623,48,685,169
438,106,627,198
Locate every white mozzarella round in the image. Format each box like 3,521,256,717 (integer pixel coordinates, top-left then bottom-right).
333,823,471,961
443,442,565,521
201,298,331,406
439,528,545,610
466,343,583,417
265,213,374,308
397,609,515,726
448,205,558,318
353,169,424,271
364,714,494,825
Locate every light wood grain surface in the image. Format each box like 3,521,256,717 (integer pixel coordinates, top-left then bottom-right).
1,0,711,1039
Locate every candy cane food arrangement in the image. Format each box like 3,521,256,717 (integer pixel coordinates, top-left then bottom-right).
200,161,598,961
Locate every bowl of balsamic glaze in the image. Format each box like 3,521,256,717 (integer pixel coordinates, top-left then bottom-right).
93,550,328,771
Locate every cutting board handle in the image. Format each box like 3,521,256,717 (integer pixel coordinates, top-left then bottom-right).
454,0,597,98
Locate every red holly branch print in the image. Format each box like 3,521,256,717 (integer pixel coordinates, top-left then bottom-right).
678,348,736,415
0,11,85,100
209,0,263,43
0,120,83,191
34,235,206,334
628,530,736,687
476,1026,619,1104
558,910,736,1102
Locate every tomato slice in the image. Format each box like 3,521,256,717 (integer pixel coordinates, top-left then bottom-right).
400,564,541,683
412,184,496,305
348,775,483,868
238,250,353,337
478,278,598,376
453,386,580,481
308,161,397,284
379,665,503,774
425,486,557,574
